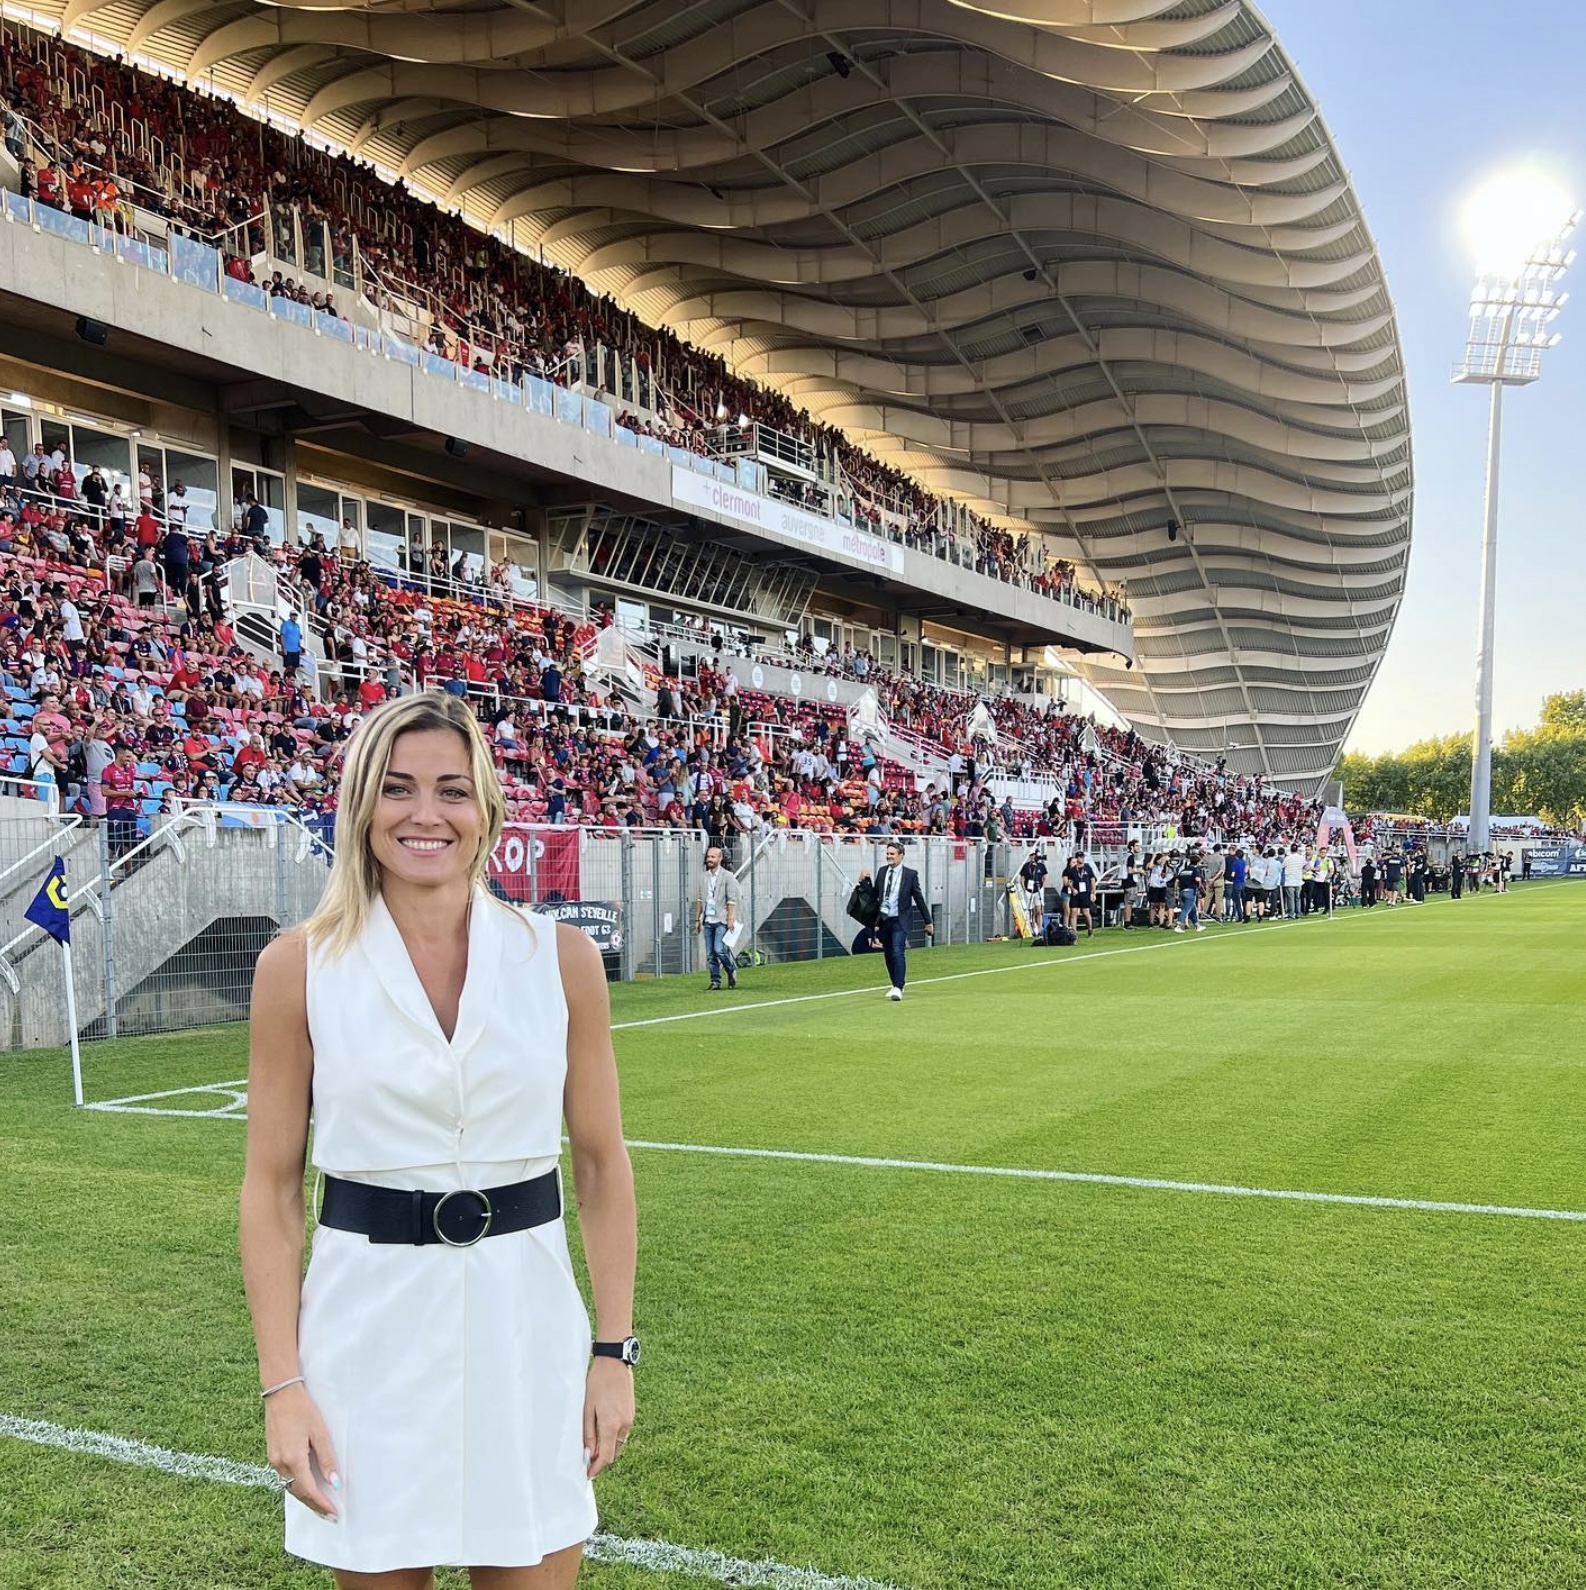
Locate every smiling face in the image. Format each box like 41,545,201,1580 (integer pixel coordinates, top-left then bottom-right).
369,726,483,890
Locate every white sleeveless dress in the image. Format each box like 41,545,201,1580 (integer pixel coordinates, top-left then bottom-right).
285,888,598,1573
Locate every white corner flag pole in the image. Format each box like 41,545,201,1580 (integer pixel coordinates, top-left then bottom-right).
62,934,83,1107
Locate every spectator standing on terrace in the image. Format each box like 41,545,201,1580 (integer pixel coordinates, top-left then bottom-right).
693,844,740,992
280,610,303,677
241,691,637,1581
873,839,931,1000
82,715,114,822
26,715,64,799
21,442,46,495
101,743,139,854
166,478,189,531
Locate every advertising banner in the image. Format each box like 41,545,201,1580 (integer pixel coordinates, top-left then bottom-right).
531,899,623,955
1519,843,1586,877
487,825,581,904
671,466,906,575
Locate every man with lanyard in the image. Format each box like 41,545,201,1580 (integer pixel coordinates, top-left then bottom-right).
1018,847,1048,938
694,844,740,991
1064,851,1098,938
1313,849,1332,915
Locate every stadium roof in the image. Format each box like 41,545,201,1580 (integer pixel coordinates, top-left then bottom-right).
50,0,1411,788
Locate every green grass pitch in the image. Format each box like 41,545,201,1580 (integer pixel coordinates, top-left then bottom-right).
2,884,1584,1589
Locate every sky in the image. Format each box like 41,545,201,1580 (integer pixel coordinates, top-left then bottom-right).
1261,0,1586,755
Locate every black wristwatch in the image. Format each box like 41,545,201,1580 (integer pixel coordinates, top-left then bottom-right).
592,1335,641,1367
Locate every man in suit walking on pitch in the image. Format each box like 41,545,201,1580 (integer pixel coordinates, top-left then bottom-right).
874,839,932,1000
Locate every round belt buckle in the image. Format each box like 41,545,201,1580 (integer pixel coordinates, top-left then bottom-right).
433,1188,493,1247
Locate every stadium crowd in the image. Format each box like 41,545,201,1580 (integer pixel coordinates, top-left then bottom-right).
2,469,1332,862
0,23,1124,618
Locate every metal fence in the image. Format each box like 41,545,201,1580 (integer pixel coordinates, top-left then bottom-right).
0,813,1024,1050
582,830,1013,981
0,808,331,1050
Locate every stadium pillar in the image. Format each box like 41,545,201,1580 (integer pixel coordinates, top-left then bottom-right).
282,446,300,547
1469,380,1502,855
213,422,233,548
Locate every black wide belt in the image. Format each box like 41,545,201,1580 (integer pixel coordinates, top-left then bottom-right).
318,1168,560,1248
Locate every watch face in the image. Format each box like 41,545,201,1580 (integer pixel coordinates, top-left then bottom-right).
622,1336,642,1366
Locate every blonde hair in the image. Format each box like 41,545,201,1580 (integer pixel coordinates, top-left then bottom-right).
302,691,505,959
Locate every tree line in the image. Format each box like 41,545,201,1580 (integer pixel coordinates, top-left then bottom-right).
1338,692,1586,828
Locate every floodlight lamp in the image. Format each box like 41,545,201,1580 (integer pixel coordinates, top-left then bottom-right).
1462,169,1574,277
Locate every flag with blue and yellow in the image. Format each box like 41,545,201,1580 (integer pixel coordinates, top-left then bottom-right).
25,857,70,945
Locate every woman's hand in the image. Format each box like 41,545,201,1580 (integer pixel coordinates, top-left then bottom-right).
582,1359,635,1479
265,1384,341,1520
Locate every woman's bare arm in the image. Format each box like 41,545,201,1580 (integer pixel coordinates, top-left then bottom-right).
240,931,339,1519
559,923,636,1476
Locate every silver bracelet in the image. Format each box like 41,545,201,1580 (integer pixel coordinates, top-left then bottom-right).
261,1375,306,1400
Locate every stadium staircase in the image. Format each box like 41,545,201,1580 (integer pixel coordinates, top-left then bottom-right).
0,810,329,1048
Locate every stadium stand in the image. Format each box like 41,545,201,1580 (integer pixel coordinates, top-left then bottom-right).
1,515,1319,849
0,23,1117,620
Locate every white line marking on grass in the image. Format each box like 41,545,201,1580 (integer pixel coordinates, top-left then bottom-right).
611,912,1330,1031
0,1414,901,1590
623,1140,1586,1224
81,918,1330,1114
83,1079,248,1119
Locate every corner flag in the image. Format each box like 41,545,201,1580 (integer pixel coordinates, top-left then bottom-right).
27,857,83,1106
25,858,70,944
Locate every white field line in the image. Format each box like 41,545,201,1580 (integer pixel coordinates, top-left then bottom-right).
84,915,1327,1114
0,1414,899,1590
77,892,1580,1223
621,1140,1586,1223
83,1079,248,1118
607,897,1442,1032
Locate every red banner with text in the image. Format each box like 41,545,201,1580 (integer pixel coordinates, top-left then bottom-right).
488,825,581,905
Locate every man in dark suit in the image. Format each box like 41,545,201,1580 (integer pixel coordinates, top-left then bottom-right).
873,840,932,1000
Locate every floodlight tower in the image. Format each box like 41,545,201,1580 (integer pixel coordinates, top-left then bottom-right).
1453,206,1579,853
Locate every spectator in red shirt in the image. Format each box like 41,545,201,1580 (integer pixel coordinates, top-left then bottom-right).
232,733,268,774
101,745,139,857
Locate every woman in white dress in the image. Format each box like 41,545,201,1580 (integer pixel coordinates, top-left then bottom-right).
241,691,638,1589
